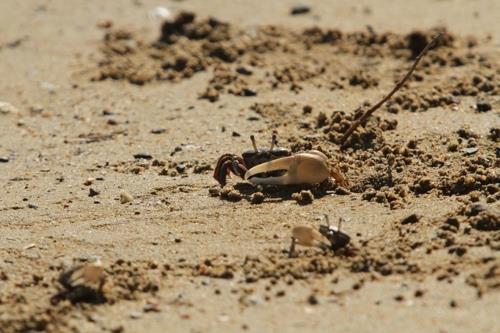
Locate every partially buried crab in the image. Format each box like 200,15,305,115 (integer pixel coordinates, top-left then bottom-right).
214,134,347,187
289,215,350,257
51,257,107,304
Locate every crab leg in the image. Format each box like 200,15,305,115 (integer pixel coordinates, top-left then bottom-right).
213,154,237,180
214,154,246,186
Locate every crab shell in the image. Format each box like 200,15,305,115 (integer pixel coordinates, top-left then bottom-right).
244,150,331,185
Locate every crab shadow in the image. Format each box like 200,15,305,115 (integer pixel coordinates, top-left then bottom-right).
233,182,335,203
285,245,359,259
50,286,107,306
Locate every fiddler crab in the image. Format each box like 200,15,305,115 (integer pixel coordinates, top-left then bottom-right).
51,257,106,304
214,134,347,187
289,215,350,257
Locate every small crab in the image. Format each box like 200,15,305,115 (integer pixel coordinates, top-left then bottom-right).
214,135,347,187
51,257,107,304
289,215,350,257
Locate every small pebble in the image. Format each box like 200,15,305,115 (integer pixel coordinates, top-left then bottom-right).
193,163,212,173
476,100,491,112
151,159,166,167
236,66,253,75
208,187,220,197
401,213,421,225
0,156,9,163
176,164,186,173
302,105,312,114
129,311,142,319
111,326,124,333
292,190,314,205
407,140,418,149
120,191,133,204
375,191,388,203
170,147,182,157
220,186,242,201
250,192,265,204
218,314,230,323
226,190,242,201
133,153,153,160
469,191,481,202
461,147,478,155
447,143,459,152
23,243,36,250
307,294,319,305
150,6,172,20
335,187,350,195
151,128,166,134
0,101,19,115
40,81,57,93
416,177,434,193
241,88,257,96
89,188,100,197
30,104,44,114
291,5,311,15
97,20,113,29
143,299,161,312
444,217,460,230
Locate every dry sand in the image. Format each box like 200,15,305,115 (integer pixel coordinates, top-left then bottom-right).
0,1,499,332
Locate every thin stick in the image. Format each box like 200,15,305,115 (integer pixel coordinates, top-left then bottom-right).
340,34,441,146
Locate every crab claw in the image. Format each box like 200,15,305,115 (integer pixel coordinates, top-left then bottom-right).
244,150,331,185
60,258,106,289
292,226,330,248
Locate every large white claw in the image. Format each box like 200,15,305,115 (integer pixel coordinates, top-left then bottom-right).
65,259,105,288
292,226,329,248
244,150,330,185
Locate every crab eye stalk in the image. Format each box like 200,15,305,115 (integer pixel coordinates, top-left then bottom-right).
324,214,330,227
269,134,277,151
250,135,258,152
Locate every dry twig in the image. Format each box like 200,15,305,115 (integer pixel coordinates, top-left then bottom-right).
340,34,442,146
